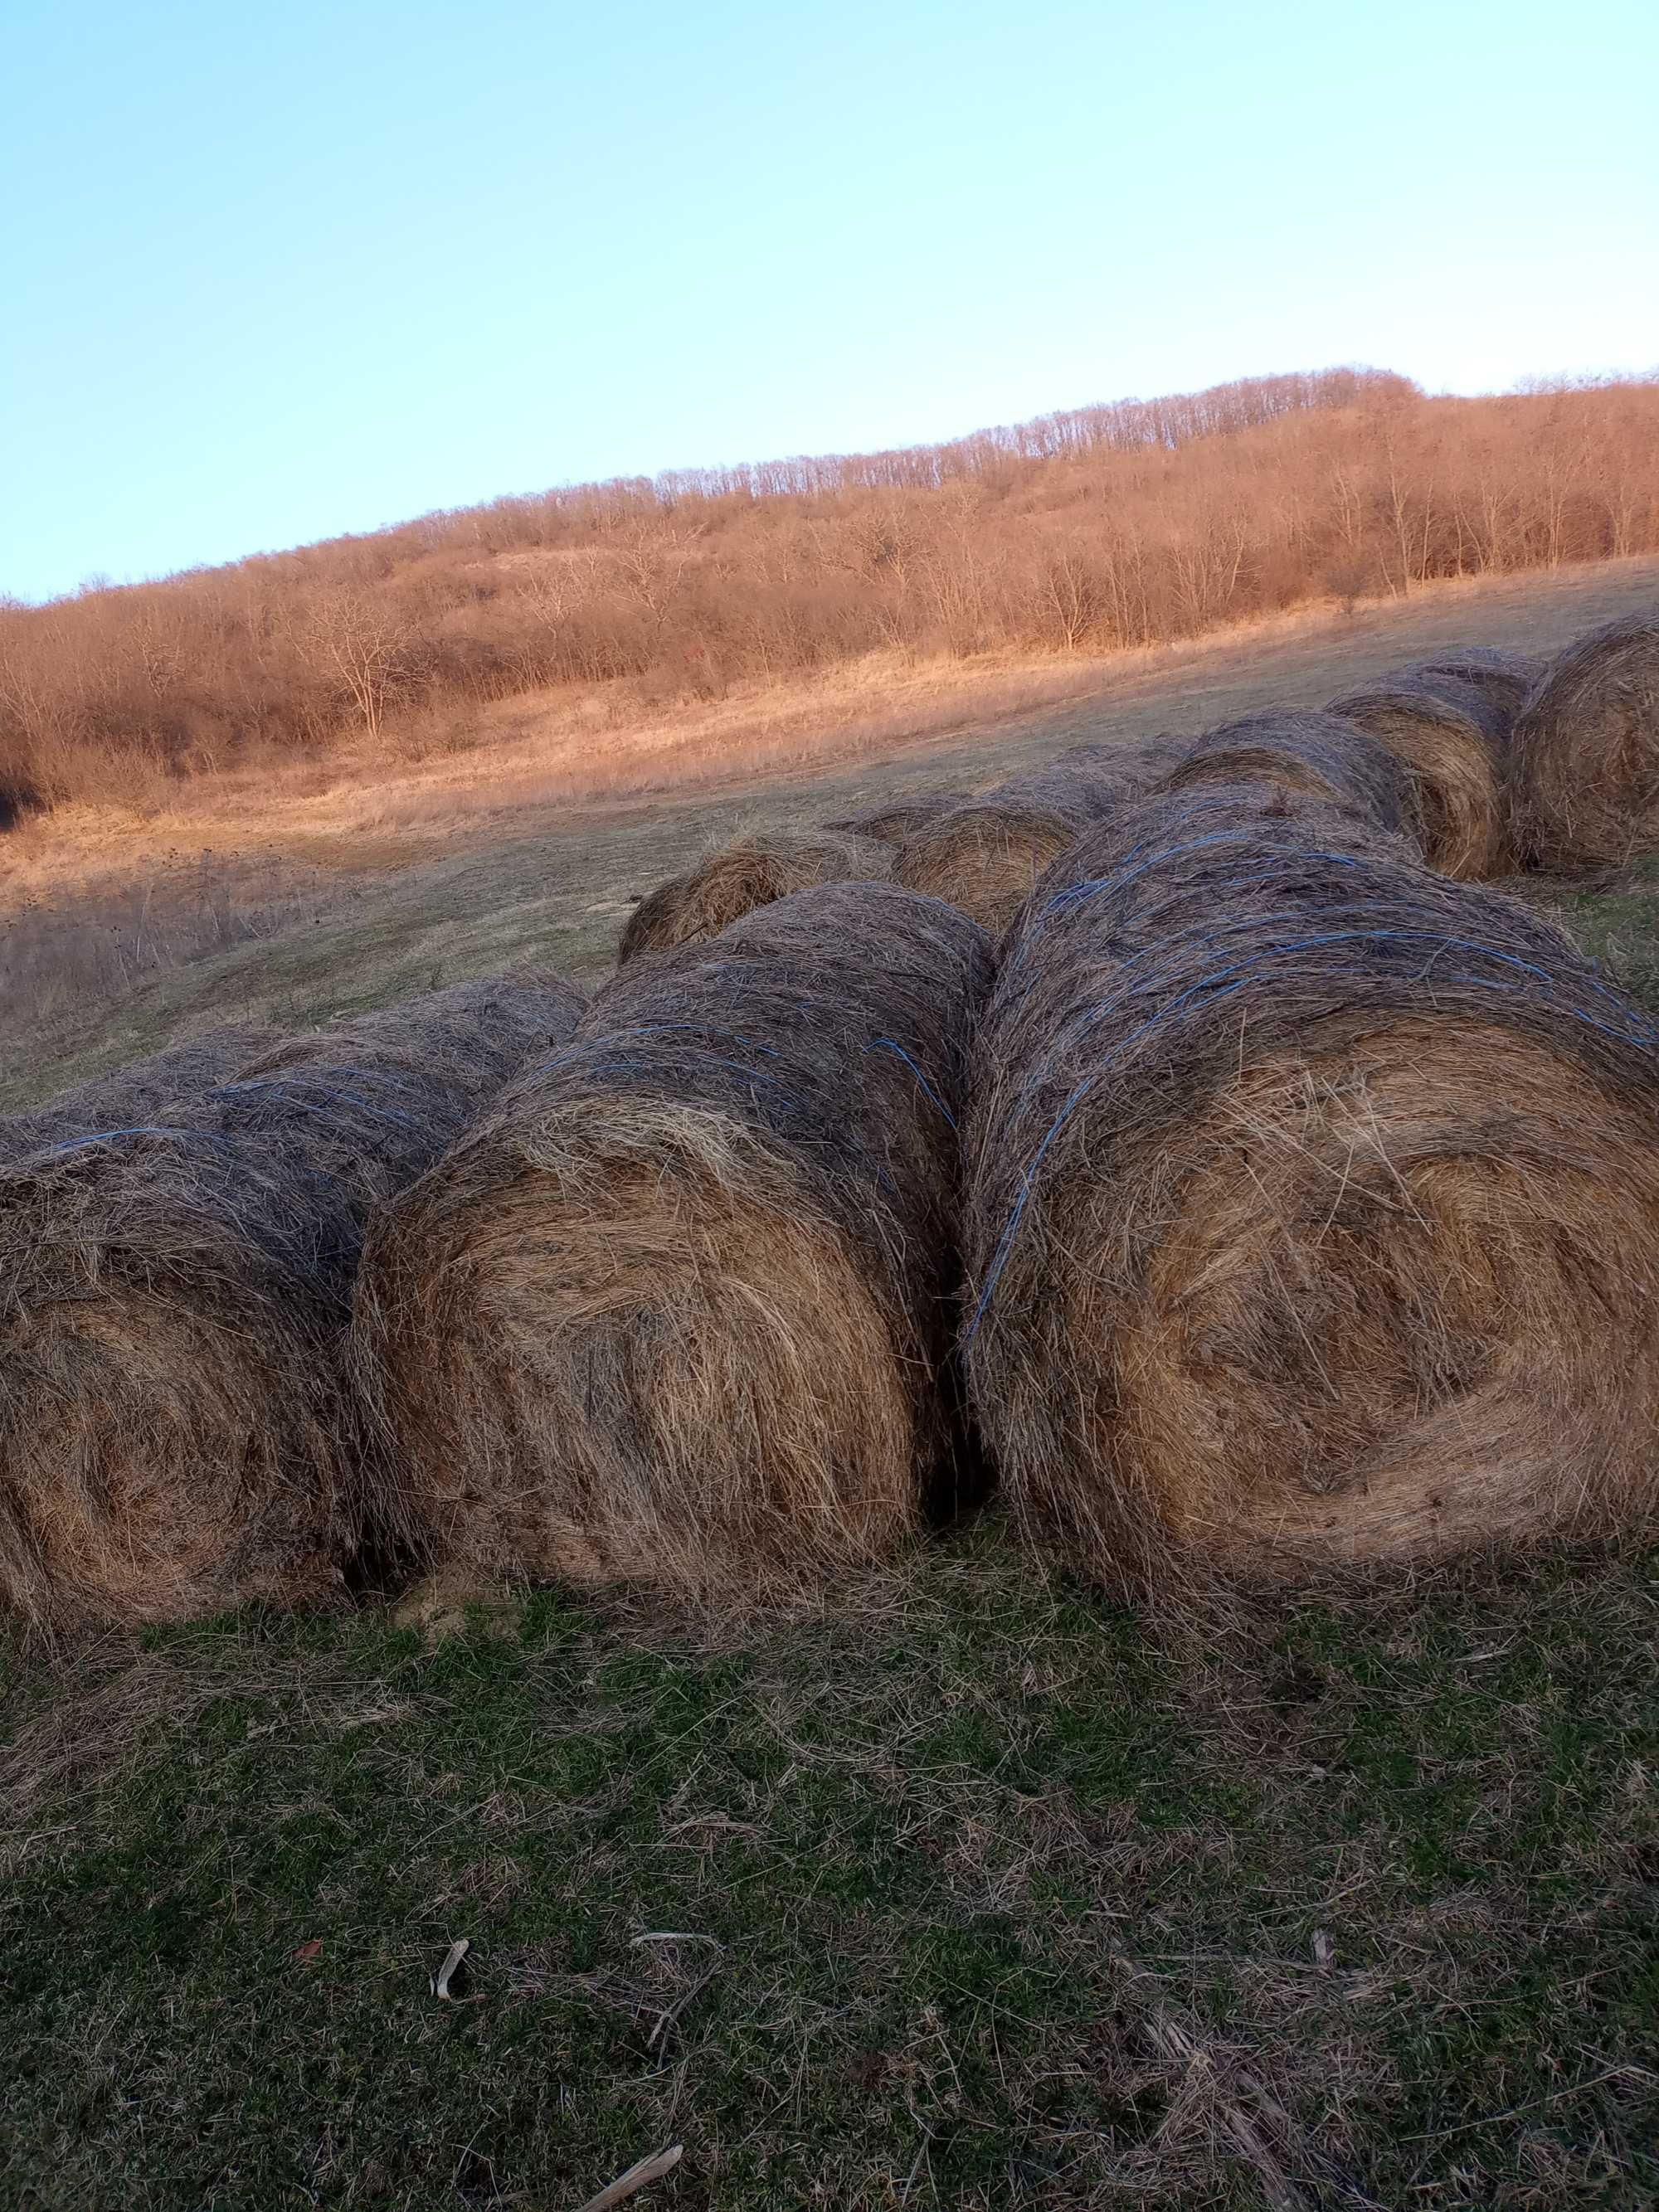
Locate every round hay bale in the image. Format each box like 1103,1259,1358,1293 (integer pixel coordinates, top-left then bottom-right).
1404,644,1545,721
963,781,1659,1597
1511,610,1659,869
823,792,967,843
354,883,994,1601
618,828,893,965
1029,731,1195,797
988,732,1194,819
0,1024,274,1169
1160,709,1411,839
0,971,586,1632
892,798,1088,936
1326,673,1511,878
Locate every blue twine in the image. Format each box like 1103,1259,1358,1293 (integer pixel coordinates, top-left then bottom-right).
210,1074,427,1136
1006,834,1376,971
867,1038,956,1128
37,1124,227,1161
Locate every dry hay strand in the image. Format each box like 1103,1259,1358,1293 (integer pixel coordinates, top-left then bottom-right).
822,791,966,843
963,780,1659,1598
0,971,586,1632
0,1025,273,1169
1511,609,1659,869
618,828,893,963
1161,709,1411,840
1326,673,1511,879
354,883,994,1601
1399,643,1545,721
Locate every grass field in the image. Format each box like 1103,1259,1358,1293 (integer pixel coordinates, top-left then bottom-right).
4,561,1659,2210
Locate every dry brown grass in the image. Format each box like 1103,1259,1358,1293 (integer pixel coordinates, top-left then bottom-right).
353,883,992,1601
0,972,586,1631
964,782,1659,1598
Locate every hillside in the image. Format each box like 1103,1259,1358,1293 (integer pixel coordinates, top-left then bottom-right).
4,367,1659,814
7,551,1659,1113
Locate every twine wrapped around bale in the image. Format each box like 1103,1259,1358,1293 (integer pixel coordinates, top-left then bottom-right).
963,780,1659,1596
1404,644,1545,720
1326,673,1511,878
1161,710,1411,840
619,828,892,964
824,792,966,844
0,972,586,1631
0,1025,273,1169
1511,611,1659,869
354,883,994,1600
890,736,1192,936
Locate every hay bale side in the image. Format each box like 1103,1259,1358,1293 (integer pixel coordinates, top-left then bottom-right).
892,799,1088,936
823,792,967,843
1160,709,1411,840
1511,610,1659,868
1404,644,1545,719
1326,674,1511,878
964,781,1659,1597
0,971,586,1631
618,829,893,964
0,1025,274,1168
885,738,1196,933
354,883,994,1600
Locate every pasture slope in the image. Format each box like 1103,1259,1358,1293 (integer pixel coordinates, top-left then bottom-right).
3,562,1659,2210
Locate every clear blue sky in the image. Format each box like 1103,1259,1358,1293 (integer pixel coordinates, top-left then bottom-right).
5,0,1657,603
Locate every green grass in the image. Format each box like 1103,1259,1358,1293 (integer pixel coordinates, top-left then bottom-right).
4,1523,1658,2210
1552,856,1659,1018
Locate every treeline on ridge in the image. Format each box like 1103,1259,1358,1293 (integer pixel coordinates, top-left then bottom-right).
4,365,1658,811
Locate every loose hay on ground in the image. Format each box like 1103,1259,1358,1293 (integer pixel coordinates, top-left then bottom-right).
0,1025,274,1167
354,883,994,1602
1160,708,1411,842
617,828,893,963
0,972,586,1632
1511,609,1659,869
1326,673,1511,878
962,780,1659,1598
